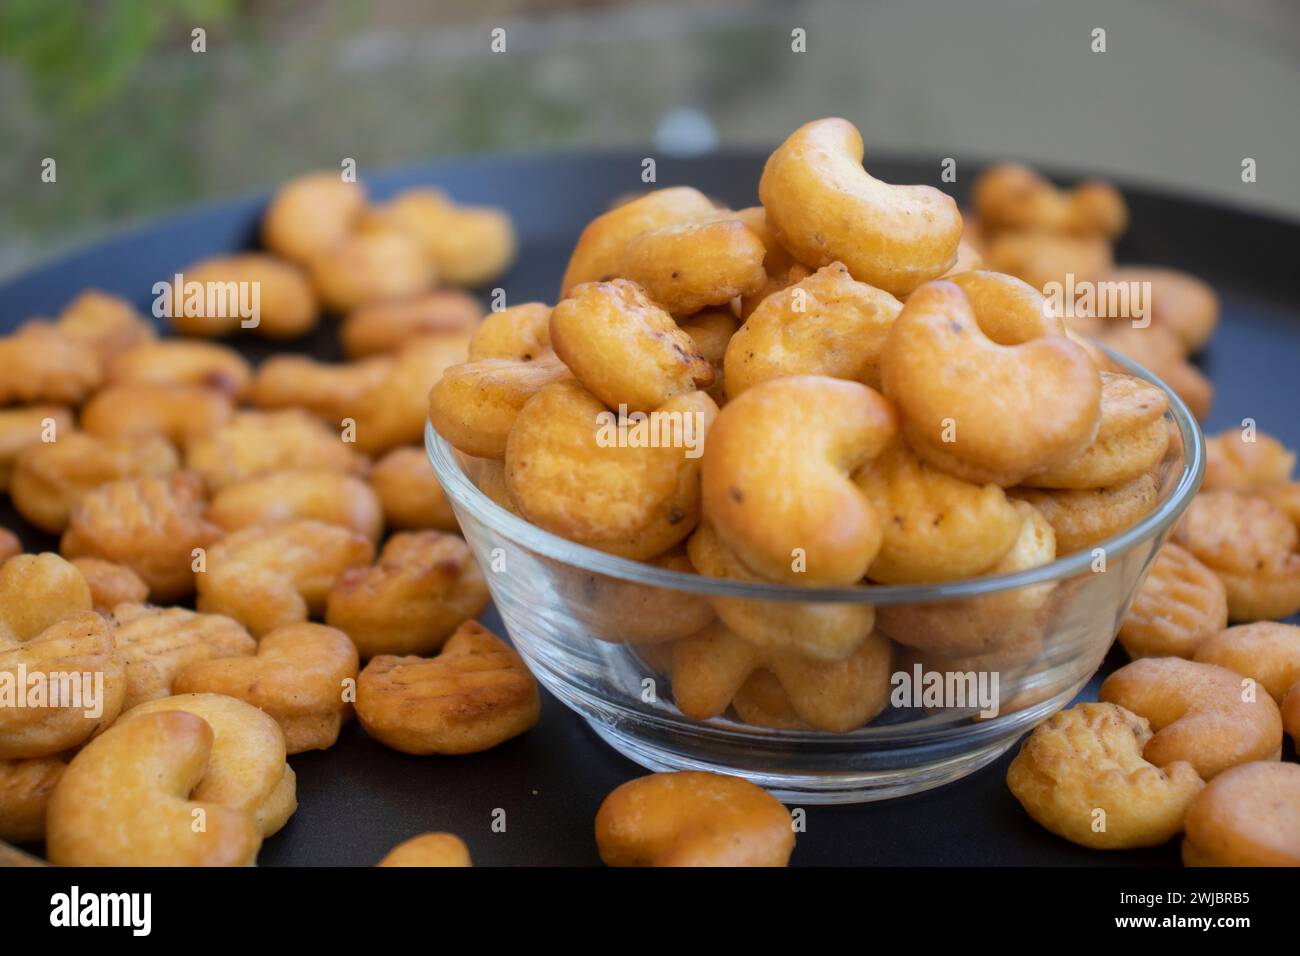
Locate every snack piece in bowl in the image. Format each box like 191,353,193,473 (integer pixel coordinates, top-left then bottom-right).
174,622,359,754
326,531,489,658
468,301,553,363
1096,324,1213,421
1010,472,1159,556
61,473,223,602
429,354,573,460
595,771,794,867
1006,702,1202,849
355,620,538,755
0,755,65,844
621,214,767,316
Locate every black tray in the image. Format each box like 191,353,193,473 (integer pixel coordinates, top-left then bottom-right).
3,152,1298,866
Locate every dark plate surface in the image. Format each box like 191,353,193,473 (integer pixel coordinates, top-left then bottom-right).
2,152,1298,866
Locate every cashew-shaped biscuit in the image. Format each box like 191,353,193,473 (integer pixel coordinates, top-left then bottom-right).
622,216,767,315
560,187,718,296
1105,266,1218,353
702,375,896,585
0,552,93,646
1202,428,1295,491
342,289,481,358
0,612,125,759
1118,543,1228,659
309,228,436,312
70,558,149,613
687,522,875,661
1021,372,1169,490
973,163,1128,240
0,756,64,843
669,621,892,732
1099,657,1283,780
1172,490,1300,621
370,446,458,532
1099,324,1213,421
724,262,903,398
468,302,553,362
881,275,1100,485
46,710,261,866
377,832,472,867
1182,761,1300,866
506,382,717,560
107,339,252,399
368,188,516,287
110,603,257,711
595,771,794,867
53,289,155,362
120,693,295,837
550,279,714,412
0,326,102,405
250,354,394,424
1006,702,1203,849
356,620,538,755
678,309,737,402
209,468,383,541
81,383,234,447
429,355,573,460
351,332,472,455
1011,472,1159,556
174,623,359,754
185,410,366,492
196,519,374,637
1194,623,1300,705
758,118,961,297
855,437,1022,584
167,253,318,339
1,406,74,492
61,473,223,602
261,171,365,265
326,531,489,657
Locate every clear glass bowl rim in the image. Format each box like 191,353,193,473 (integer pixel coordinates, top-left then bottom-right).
426,344,1205,606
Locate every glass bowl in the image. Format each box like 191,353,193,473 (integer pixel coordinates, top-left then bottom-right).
425,351,1204,803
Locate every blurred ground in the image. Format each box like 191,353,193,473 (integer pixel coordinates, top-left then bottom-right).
1,0,1296,279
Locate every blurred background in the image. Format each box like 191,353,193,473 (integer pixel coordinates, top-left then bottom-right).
1,0,1296,279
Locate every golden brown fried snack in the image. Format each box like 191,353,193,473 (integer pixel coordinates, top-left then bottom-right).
560,187,718,296
595,771,794,867
1182,761,1300,866
166,253,318,339
678,308,737,402
261,170,366,265
1202,428,1295,491
1097,325,1213,421
1100,657,1282,780
1006,702,1202,849
1021,372,1169,489
46,710,262,866
208,469,383,541
669,621,892,732
686,521,875,662
468,302,553,362
69,558,149,613
119,693,294,837
1171,490,1300,621
250,354,393,424
429,355,572,460
622,216,767,315
109,602,256,711
61,473,222,602
0,552,93,646
185,410,366,492
550,279,714,412
80,384,234,447
881,273,1101,486
855,437,1022,584
326,531,488,658
10,432,179,534
725,263,903,397
370,446,458,532
760,118,961,297
1194,622,1300,705
52,289,155,362
973,164,1127,240
195,519,374,637
356,620,538,755
174,622,358,754
1102,267,1218,353
351,332,472,455
506,382,717,560
702,375,895,585
106,339,252,399
309,228,436,313
377,833,472,867
0,612,126,759
1011,472,1158,556
0,325,102,406
581,548,716,645
0,756,64,843
0,406,73,492
1117,543,1228,659
342,289,482,358
369,188,516,287
984,231,1113,292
